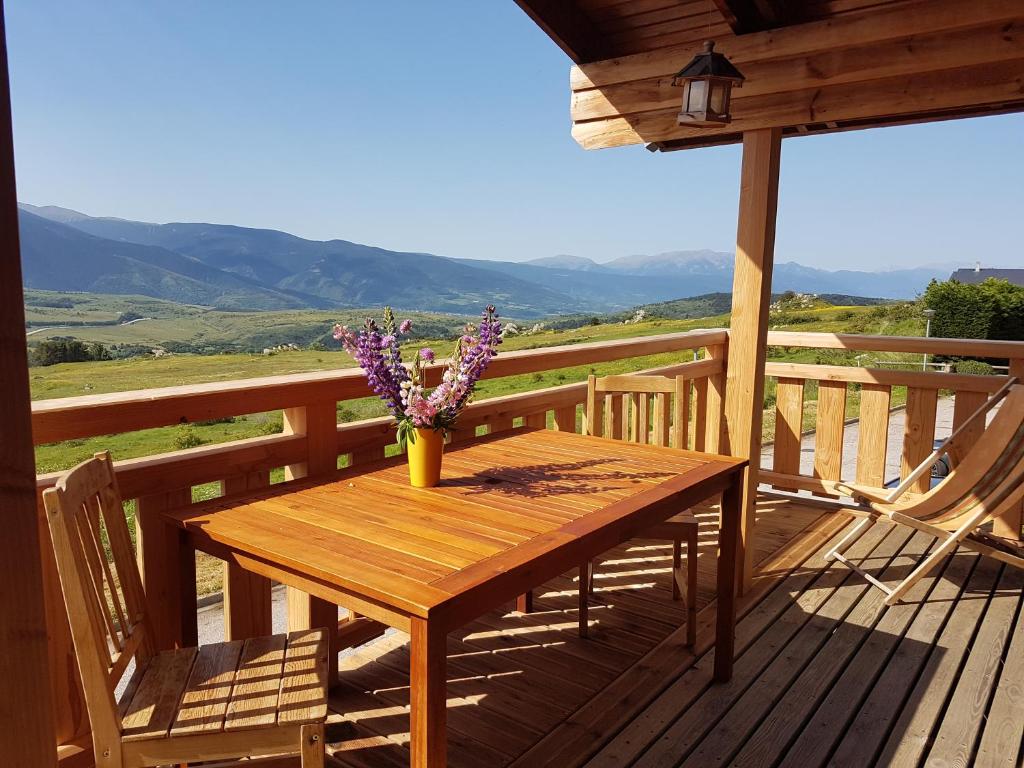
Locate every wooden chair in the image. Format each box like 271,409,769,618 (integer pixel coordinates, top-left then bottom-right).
829,380,1024,605
43,452,328,768
579,373,702,646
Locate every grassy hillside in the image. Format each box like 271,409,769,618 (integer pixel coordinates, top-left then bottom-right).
24,290,472,353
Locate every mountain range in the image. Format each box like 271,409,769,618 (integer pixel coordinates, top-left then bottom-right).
18,203,960,317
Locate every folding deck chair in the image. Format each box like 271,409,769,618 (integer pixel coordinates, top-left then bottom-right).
827,378,1024,606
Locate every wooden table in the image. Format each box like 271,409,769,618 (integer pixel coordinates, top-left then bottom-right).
163,428,746,767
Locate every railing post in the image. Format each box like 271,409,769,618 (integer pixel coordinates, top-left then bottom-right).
282,402,340,683
704,343,727,453
722,127,782,595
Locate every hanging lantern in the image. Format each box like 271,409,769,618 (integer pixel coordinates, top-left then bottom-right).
670,40,745,126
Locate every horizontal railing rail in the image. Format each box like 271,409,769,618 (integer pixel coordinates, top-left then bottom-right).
767,331,1024,358
32,328,729,444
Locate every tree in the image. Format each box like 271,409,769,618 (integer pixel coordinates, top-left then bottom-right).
923,278,1023,342
29,339,112,366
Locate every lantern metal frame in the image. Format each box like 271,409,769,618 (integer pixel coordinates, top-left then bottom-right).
670,40,745,126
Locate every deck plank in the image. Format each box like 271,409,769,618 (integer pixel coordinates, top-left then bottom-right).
674,525,915,767
926,565,1023,767
729,531,938,767
324,496,1024,768
779,541,976,767
875,555,1002,767
974,568,1024,767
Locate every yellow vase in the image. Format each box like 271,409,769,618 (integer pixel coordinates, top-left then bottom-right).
406,427,445,488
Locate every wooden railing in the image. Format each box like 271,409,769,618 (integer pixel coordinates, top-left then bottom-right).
36,328,728,756
760,332,1024,510
36,326,1024,763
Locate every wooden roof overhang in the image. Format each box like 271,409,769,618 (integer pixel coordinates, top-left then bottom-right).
516,0,1024,151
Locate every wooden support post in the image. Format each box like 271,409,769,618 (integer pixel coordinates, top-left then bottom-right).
997,360,1024,539
0,6,57,761
282,402,340,683
722,127,783,595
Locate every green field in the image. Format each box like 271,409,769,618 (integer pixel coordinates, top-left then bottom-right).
32,299,927,472
24,290,472,353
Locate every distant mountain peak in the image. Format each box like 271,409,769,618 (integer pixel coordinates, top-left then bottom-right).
524,254,605,271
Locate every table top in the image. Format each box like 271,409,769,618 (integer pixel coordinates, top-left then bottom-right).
165,429,745,627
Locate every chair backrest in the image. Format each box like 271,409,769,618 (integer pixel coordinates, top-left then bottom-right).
586,374,689,448
906,385,1024,529
42,452,155,749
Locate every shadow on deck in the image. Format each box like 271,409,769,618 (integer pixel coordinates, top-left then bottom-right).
324,494,1024,768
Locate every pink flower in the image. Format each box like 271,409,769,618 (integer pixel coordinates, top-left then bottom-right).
399,319,413,334
419,348,435,362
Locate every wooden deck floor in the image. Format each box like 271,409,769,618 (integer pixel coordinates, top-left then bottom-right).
324,495,1024,768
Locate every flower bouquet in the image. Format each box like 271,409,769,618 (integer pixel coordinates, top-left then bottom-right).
333,305,502,487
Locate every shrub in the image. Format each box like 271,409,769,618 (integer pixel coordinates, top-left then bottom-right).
954,359,995,376
173,426,206,450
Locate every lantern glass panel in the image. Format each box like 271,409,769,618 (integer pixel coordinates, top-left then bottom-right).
709,82,726,115
686,79,707,113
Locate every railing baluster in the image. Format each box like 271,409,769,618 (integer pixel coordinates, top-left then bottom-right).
673,379,690,450
524,412,547,430
772,378,805,491
693,379,708,451
855,384,891,487
553,405,578,433
902,387,938,494
704,343,727,452
812,381,847,497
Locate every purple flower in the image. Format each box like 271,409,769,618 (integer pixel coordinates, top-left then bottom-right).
331,305,501,435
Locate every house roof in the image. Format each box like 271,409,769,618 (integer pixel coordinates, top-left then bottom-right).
950,268,1024,286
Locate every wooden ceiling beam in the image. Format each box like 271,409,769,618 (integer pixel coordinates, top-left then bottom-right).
571,0,1023,90
574,57,1024,149
514,0,611,64
572,18,1024,123
713,0,807,34
566,0,1024,150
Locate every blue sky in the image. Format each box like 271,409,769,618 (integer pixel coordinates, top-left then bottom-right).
6,0,1022,270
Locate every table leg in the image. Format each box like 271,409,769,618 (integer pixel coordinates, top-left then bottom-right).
516,590,534,613
288,589,339,686
136,491,195,649
714,475,742,682
410,618,446,768
578,563,590,638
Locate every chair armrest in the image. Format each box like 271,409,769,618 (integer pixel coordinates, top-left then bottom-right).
835,482,892,506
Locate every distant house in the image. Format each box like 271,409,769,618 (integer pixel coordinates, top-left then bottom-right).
950,263,1024,286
